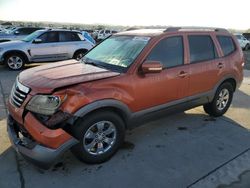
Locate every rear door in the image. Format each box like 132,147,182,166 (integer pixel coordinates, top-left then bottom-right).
29,31,61,62
187,34,221,97
58,31,84,59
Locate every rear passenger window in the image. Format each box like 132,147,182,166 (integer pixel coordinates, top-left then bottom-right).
59,32,81,42
217,36,236,56
147,36,184,68
188,35,217,63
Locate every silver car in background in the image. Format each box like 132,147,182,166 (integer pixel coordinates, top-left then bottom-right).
0,29,94,70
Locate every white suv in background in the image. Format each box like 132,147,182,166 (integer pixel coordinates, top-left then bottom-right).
0,29,94,70
235,34,250,50
97,29,118,40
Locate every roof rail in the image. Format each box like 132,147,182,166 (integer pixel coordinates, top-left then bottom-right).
164,27,229,33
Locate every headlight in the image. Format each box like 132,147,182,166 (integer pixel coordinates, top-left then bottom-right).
26,95,63,115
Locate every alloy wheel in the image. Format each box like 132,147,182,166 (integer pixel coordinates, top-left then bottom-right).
216,88,230,110
83,121,117,155
7,56,23,70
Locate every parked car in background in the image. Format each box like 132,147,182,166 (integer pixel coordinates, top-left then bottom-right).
81,31,96,45
7,27,244,168
0,27,44,42
97,29,118,40
92,30,99,40
234,34,250,50
243,33,250,41
0,29,94,70
0,28,7,34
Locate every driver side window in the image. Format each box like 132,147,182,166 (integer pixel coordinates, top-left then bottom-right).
38,32,59,43
146,36,184,69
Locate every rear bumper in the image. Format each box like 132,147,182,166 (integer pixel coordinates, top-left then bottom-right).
7,115,78,169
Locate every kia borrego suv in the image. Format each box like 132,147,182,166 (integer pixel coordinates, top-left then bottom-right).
0,29,94,70
7,27,244,169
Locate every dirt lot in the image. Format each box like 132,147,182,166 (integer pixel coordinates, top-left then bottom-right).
0,53,250,188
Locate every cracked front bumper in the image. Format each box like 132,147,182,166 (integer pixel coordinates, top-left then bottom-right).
7,115,78,169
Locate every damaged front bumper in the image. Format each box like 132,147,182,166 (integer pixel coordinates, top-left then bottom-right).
7,115,78,169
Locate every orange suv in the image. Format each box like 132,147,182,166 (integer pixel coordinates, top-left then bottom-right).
7,27,244,169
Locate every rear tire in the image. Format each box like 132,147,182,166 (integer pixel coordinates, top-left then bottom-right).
203,82,233,117
73,50,88,61
244,44,249,51
71,111,125,164
4,53,26,71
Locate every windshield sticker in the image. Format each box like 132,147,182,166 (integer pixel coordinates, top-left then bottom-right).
133,37,150,42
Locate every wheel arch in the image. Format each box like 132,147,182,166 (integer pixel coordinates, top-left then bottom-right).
71,99,132,129
73,48,89,58
2,50,29,63
220,78,237,91
208,76,237,102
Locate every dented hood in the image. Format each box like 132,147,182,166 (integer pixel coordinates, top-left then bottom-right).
18,60,120,94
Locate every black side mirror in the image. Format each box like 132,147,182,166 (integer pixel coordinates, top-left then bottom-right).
14,31,20,35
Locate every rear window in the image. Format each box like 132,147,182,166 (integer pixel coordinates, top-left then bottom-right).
217,36,236,56
188,35,217,63
59,32,81,42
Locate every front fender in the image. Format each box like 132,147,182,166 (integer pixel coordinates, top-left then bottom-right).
73,99,132,119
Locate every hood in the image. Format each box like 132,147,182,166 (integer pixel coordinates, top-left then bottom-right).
0,40,26,47
18,60,120,94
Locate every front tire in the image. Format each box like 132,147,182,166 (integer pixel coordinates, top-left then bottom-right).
4,53,25,70
71,111,125,164
203,82,233,117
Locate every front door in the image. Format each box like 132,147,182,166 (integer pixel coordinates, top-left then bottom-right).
29,31,61,62
133,35,189,112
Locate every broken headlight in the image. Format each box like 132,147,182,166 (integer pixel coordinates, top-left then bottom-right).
26,95,63,115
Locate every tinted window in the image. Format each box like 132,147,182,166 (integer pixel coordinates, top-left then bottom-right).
38,32,59,43
17,28,40,35
217,36,236,56
188,35,216,63
235,35,241,39
16,28,30,35
59,32,81,42
147,36,184,68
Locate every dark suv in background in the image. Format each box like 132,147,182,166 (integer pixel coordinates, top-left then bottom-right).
0,27,44,42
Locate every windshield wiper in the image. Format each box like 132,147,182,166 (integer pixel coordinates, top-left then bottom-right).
82,59,107,69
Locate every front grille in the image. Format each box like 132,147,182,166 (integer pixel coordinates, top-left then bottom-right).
10,79,30,108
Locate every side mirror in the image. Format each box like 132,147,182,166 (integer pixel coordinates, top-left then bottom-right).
14,31,20,35
33,39,42,44
141,61,163,74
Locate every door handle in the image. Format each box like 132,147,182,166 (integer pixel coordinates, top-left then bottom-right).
217,62,224,69
178,71,188,78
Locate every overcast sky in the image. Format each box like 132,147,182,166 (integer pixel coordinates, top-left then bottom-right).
0,0,249,30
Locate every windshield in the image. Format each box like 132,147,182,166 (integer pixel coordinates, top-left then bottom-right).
22,30,44,42
83,35,150,72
